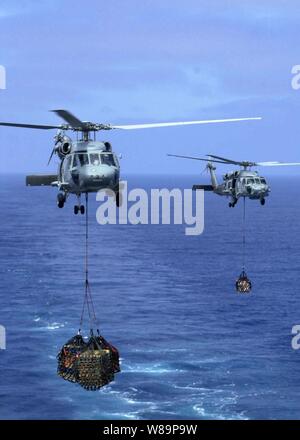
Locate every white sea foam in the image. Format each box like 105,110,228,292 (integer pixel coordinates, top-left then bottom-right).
173,384,213,392
132,348,188,354
99,388,158,413
48,355,56,360
106,412,141,420
46,322,65,330
193,404,206,416
123,363,184,374
192,389,249,420
193,404,248,420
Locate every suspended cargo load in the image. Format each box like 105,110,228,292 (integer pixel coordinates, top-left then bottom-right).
95,334,121,374
57,332,120,391
236,270,252,293
57,334,86,383
76,335,115,391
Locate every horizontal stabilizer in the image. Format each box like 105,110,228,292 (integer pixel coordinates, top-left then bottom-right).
193,184,214,191
26,175,58,186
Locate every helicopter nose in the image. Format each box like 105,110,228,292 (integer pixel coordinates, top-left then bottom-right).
249,184,268,197
80,166,118,190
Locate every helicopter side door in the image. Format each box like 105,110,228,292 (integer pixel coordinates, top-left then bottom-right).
70,154,80,186
61,155,73,183
226,179,232,195
236,177,244,197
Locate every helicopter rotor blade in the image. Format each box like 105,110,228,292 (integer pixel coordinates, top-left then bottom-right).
167,154,228,164
112,117,262,130
256,161,300,167
0,113,261,132
207,154,242,165
0,122,62,130
47,148,56,166
51,110,84,129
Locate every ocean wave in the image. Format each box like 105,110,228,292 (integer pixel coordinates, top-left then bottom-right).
191,388,249,420
99,387,159,413
100,412,141,420
132,348,188,354
193,403,248,420
45,322,66,330
48,355,56,360
123,363,184,374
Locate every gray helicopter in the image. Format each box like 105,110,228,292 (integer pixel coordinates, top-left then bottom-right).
168,153,300,207
0,110,261,214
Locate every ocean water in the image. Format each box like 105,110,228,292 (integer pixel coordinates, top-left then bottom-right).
1,174,300,420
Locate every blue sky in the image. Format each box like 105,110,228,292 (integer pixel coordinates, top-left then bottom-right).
1,0,300,175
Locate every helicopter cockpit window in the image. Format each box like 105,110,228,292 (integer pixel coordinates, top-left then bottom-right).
73,153,89,167
101,153,116,166
261,178,266,184
255,178,260,184
72,154,89,168
90,153,100,166
247,178,254,184
78,154,89,166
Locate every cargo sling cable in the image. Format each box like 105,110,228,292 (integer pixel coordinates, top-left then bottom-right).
236,197,252,293
57,193,120,390
242,195,246,274
79,193,98,332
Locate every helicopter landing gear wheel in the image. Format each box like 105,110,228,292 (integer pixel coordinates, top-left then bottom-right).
74,205,84,215
74,195,85,215
260,198,265,206
229,202,233,208
57,192,66,209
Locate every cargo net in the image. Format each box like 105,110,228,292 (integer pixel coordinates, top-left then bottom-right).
57,331,120,391
236,270,252,293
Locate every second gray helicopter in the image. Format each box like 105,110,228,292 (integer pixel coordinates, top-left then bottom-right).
168,153,300,207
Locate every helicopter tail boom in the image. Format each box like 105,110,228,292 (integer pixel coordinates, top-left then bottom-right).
207,162,218,189
192,184,214,191
26,175,58,186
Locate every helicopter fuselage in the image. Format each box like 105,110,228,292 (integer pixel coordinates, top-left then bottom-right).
25,138,122,214
217,169,270,202
58,140,120,195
